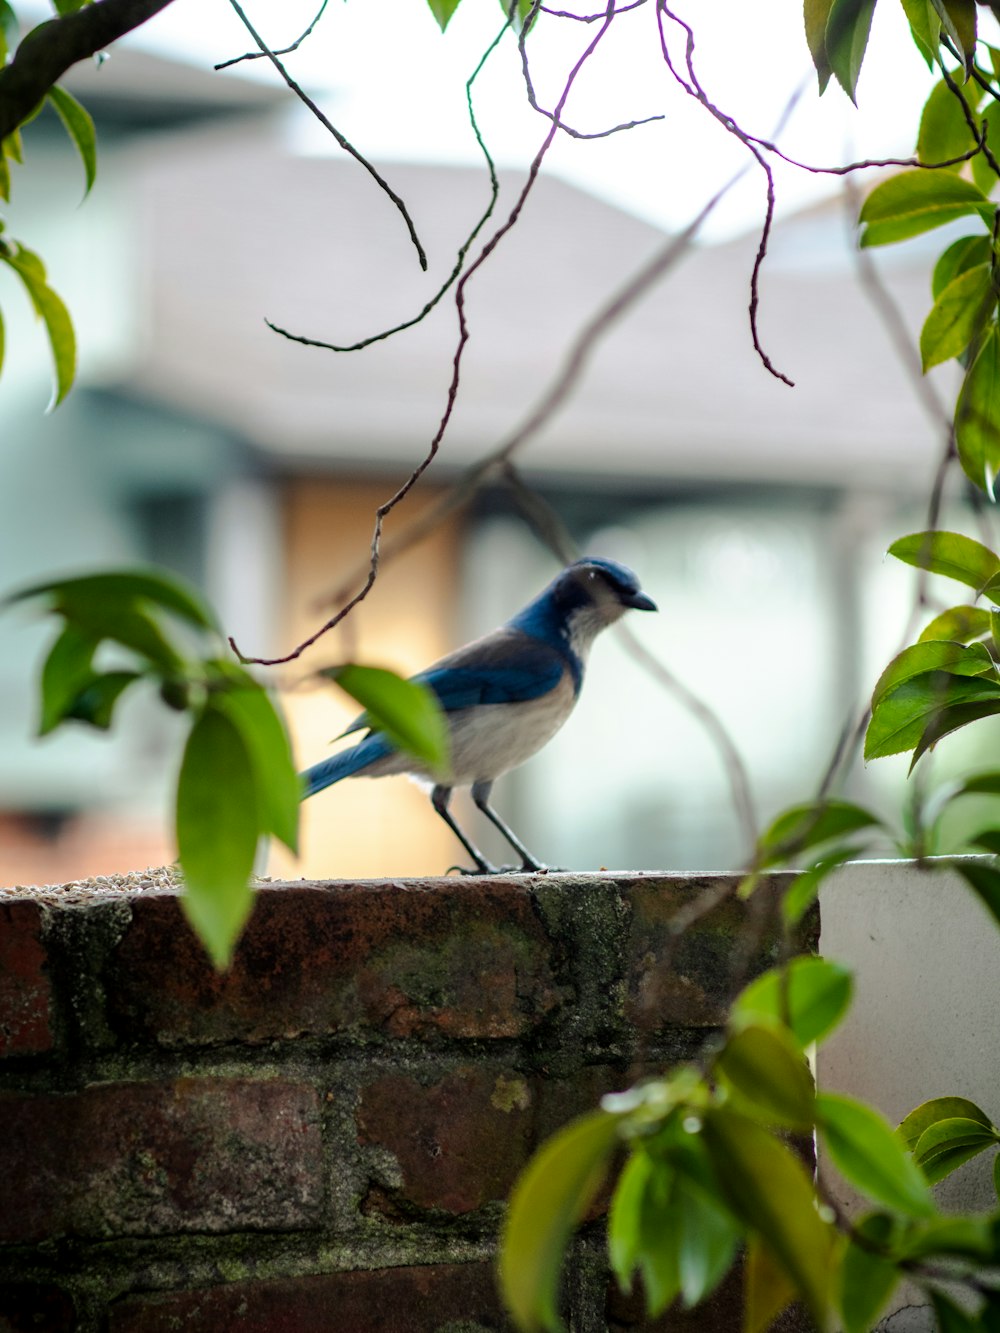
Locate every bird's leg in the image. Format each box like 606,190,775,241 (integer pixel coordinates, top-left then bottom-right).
431,785,498,875
470,780,548,873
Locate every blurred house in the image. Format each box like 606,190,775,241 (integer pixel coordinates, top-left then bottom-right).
0,45,969,886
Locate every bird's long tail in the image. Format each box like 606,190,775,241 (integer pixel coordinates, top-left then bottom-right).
300,734,392,798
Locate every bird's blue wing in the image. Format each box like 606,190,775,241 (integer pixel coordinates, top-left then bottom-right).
413,631,567,711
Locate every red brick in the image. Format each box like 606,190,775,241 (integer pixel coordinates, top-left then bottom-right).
0,1077,322,1243
625,876,813,1031
107,1265,509,1332
107,880,566,1047
356,1066,535,1214
0,1284,76,1332
355,1063,641,1217
0,901,54,1057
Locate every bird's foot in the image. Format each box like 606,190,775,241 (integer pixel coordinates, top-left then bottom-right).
446,861,500,876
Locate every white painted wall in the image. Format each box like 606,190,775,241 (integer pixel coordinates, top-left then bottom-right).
818,859,1000,1330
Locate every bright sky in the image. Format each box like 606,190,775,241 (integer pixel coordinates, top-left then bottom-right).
122,0,953,241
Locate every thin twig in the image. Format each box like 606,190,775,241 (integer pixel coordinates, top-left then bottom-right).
266,18,510,353
656,2,794,386
540,0,646,19
227,0,428,272
215,0,330,70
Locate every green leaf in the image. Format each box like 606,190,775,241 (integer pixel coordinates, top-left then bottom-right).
211,672,299,854
8,568,219,632
932,235,992,300
900,0,941,65
0,242,75,407
872,640,996,708
971,829,1000,854
956,324,1000,490
931,0,976,68
913,1116,999,1182
63,669,140,730
918,604,991,643
674,1172,740,1308
46,85,97,197
839,1213,899,1333
716,1025,815,1128
427,0,462,30
866,671,1000,759
744,1233,797,1333
825,0,877,102
932,1290,980,1333
889,530,1000,588
38,622,97,735
500,1110,622,1333
899,1095,994,1148
733,957,854,1048
757,799,880,864
955,858,1000,929
816,1092,935,1217
701,1108,835,1324
920,264,996,370
51,0,92,12
636,1162,683,1316
897,1214,993,1260
858,171,992,247
176,705,258,970
909,697,1000,770
0,1,18,66
782,845,864,927
608,1149,651,1292
994,1147,1000,1200
918,73,983,166
323,663,449,774
804,0,836,92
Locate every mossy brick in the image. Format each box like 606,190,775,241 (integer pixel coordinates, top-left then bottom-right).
0,1284,76,1332
106,1265,510,1332
0,900,54,1057
0,1077,323,1243
105,881,567,1047
625,875,813,1031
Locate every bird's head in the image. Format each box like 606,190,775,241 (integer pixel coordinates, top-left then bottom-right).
561,558,658,623
513,557,657,660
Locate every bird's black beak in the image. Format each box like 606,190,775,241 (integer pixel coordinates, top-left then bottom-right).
623,590,657,612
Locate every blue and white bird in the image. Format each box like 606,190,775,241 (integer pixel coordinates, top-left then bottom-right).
301,557,657,873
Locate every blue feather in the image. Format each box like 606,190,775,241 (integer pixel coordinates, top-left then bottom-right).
301,732,393,796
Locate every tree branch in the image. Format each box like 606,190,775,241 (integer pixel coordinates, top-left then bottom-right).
0,0,178,141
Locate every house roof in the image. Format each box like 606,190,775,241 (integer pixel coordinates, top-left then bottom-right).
114,118,956,491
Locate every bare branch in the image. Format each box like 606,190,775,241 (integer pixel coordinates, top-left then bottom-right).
0,0,178,140
215,0,330,71
227,0,428,272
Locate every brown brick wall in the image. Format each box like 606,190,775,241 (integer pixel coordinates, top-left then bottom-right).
0,873,813,1333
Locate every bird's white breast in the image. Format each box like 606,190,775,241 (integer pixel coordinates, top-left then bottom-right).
444,670,578,785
